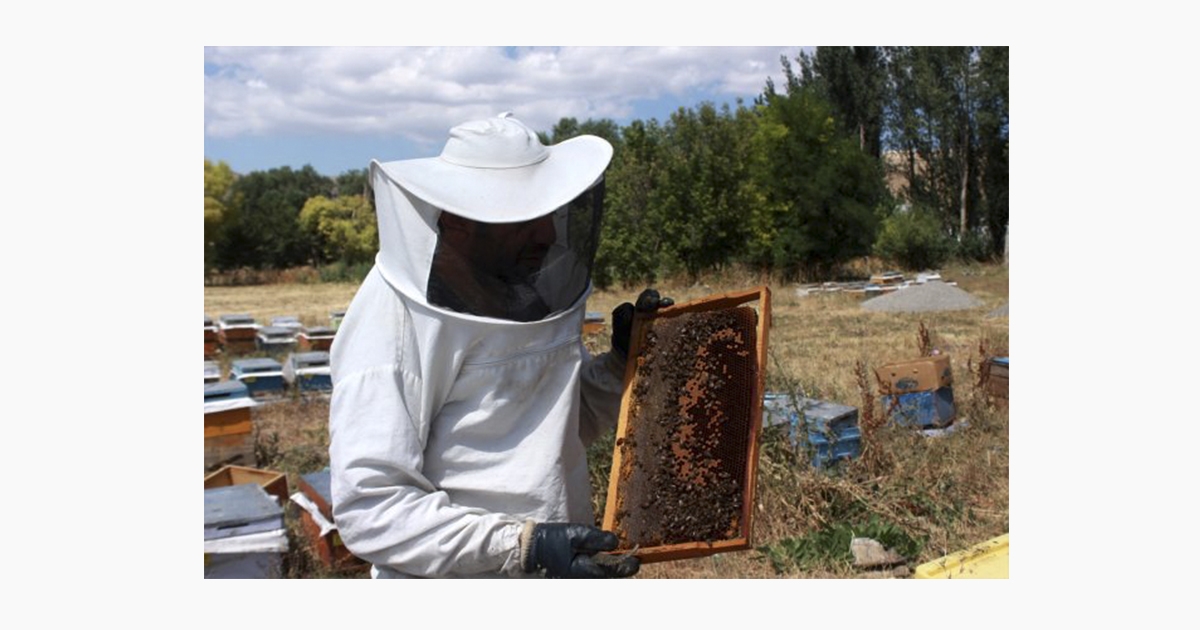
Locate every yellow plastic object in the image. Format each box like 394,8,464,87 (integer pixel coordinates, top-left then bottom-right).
914,534,1008,579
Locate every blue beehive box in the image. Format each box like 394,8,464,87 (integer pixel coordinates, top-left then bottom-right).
883,387,956,428
762,393,862,468
284,351,332,392
256,325,297,354
204,360,221,385
204,483,284,541
231,358,285,398
204,379,250,403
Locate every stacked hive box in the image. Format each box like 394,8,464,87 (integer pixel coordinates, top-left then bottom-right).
298,326,336,352
761,393,862,468
582,312,605,335
256,325,297,355
204,483,287,578
875,355,956,428
204,380,258,471
330,310,346,330
204,464,289,507
284,351,332,393
291,469,369,572
218,314,259,355
204,360,220,385
204,314,220,358
231,358,286,400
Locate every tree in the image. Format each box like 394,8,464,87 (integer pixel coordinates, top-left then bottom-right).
883,46,1007,258
215,165,334,270
800,47,887,159
204,159,236,275
755,78,887,280
657,102,756,278
298,194,378,266
595,118,668,287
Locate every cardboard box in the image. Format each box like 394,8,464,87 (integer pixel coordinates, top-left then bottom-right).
205,464,288,507
875,354,952,394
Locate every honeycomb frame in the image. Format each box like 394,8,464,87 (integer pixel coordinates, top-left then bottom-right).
601,287,771,563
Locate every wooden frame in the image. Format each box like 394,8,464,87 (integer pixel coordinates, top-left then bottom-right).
601,286,771,563
204,464,288,507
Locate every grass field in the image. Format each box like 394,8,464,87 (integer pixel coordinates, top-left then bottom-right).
204,261,1008,578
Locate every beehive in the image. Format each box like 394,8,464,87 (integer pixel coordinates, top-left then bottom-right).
602,287,770,563
218,313,259,354
298,326,336,352
204,314,220,358
284,351,332,392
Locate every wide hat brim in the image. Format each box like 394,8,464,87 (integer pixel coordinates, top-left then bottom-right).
374,134,613,224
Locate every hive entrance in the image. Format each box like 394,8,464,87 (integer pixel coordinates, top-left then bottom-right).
602,287,770,563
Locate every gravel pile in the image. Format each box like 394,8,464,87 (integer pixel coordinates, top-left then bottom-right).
861,281,984,313
987,303,1009,318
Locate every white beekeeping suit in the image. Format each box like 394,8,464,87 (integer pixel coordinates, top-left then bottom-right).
329,113,632,578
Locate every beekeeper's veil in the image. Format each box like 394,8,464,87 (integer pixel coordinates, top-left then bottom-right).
369,113,611,322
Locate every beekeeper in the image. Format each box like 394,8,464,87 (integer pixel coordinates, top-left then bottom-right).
329,113,671,578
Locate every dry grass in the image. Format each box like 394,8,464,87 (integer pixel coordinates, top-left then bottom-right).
204,260,1008,578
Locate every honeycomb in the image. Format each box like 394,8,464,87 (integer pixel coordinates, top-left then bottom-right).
603,288,770,563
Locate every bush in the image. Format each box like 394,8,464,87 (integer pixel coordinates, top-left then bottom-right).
873,207,954,271
318,261,374,283
953,229,994,262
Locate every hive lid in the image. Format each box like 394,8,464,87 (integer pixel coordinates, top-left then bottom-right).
302,326,336,337
204,484,284,540
219,313,256,326
204,379,249,401
300,469,332,505
290,351,330,368
232,357,282,373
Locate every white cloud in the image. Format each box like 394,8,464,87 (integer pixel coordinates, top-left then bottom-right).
204,46,800,142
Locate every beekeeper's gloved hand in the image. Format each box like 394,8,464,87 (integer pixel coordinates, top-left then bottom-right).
612,288,675,359
520,521,640,578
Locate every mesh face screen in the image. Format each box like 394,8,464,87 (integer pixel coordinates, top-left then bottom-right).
608,303,762,557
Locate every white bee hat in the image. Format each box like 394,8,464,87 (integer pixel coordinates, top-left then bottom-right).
373,112,613,223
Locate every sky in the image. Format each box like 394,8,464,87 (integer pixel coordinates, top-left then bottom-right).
204,46,809,176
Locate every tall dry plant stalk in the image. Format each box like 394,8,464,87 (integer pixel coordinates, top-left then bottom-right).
917,321,933,357
854,359,893,474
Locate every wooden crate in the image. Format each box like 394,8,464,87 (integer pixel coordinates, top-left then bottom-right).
297,505,369,573
986,357,1009,399
602,287,771,564
204,464,288,507
296,469,370,572
205,432,255,472
204,406,252,439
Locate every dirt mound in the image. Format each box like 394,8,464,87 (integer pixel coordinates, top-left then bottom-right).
861,281,983,313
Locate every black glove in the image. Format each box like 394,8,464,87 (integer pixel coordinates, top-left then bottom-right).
520,522,640,578
612,288,675,358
